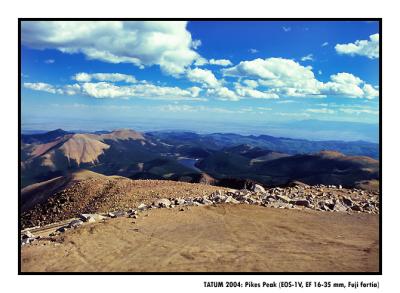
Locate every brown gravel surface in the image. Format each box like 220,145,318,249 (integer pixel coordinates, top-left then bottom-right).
21,204,379,272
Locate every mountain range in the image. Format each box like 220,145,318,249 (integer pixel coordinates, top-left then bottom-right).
20,128,379,191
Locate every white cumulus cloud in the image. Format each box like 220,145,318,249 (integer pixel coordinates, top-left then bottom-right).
242,79,258,88
194,58,233,67
24,82,81,96
23,82,62,94
223,58,324,97
79,82,203,100
73,72,136,83
322,72,378,99
21,21,202,76
335,33,379,59
234,83,278,99
186,68,220,88
24,78,204,101
209,59,233,66
222,57,378,99
206,87,239,101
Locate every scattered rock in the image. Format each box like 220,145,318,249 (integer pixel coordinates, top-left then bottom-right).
21,238,31,245
224,196,240,204
252,184,266,193
174,198,185,205
22,184,377,234
247,197,260,205
56,226,67,233
153,198,171,208
276,194,291,203
138,203,147,211
351,204,363,212
21,231,34,239
201,198,214,205
79,213,105,222
334,202,348,212
68,219,83,228
290,198,311,207
108,211,127,218
342,197,353,207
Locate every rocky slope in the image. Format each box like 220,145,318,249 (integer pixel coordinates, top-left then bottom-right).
20,170,231,228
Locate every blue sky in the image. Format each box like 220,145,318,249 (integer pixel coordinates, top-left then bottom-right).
21,20,380,141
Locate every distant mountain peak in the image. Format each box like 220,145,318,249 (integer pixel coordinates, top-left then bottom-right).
101,129,145,141
317,150,345,158
59,134,110,165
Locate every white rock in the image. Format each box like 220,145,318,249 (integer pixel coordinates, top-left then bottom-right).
138,203,147,211
253,184,266,193
108,211,127,218
80,213,105,222
21,238,31,245
202,198,213,205
175,198,185,205
21,231,34,239
224,196,240,204
153,198,171,208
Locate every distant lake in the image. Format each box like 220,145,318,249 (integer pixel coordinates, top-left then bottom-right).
177,157,202,172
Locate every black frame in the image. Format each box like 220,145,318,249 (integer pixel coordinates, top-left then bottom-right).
18,18,382,275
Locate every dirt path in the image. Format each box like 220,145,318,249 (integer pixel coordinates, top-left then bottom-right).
21,205,379,272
